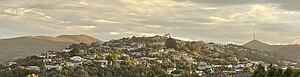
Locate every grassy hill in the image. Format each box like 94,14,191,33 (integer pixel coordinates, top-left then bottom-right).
0,34,101,63
243,40,300,62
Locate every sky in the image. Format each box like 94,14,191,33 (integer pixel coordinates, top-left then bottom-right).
1,0,300,44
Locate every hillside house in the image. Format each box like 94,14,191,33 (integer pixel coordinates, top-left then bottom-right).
7,62,17,66
27,66,40,70
44,65,62,70
63,49,72,52
96,60,109,67
167,68,177,74
70,56,84,62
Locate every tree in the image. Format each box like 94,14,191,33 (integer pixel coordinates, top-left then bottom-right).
283,67,294,77
47,71,65,77
91,41,101,47
27,74,38,77
267,64,276,77
72,69,89,77
165,38,177,49
243,67,254,73
253,64,267,77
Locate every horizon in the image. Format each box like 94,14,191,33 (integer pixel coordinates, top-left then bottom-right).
0,33,295,45
1,0,300,45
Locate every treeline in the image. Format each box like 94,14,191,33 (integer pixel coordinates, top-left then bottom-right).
0,64,203,77
253,64,300,77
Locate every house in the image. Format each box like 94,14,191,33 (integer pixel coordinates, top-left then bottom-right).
224,65,233,68
198,66,209,70
101,53,111,57
158,49,165,52
132,52,142,56
165,48,176,52
139,57,157,61
167,68,177,74
227,57,239,62
43,59,52,62
156,60,163,63
65,62,75,67
84,60,94,64
27,66,40,70
184,57,194,63
172,55,181,60
120,53,129,57
132,60,141,65
199,61,208,66
234,64,246,68
70,56,84,62
96,60,109,67
113,60,124,64
136,43,146,48
44,65,62,70
7,62,17,66
48,54,57,57
63,49,72,52
38,55,46,58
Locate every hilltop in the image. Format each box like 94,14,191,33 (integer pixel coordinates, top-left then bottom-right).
0,34,102,63
243,40,282,51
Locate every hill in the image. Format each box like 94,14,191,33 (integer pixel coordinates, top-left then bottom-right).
0,34,101,63
243,40,300,62
243,40,282,51
57,34,101,43
0,35,296,77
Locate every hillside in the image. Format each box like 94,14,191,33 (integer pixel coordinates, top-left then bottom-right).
243,40,282,51
273,45,300,59
0,35,297,77
57,34,101,44
0,34,101,63
243,40,300,62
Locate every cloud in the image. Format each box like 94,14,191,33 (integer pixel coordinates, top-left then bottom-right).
1,0,300,45
65,25,96,31
109,32,120,36
81,19,120,24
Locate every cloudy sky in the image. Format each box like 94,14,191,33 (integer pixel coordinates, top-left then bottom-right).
1,0,300,44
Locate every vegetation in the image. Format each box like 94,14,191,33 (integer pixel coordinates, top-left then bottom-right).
253,64,300,77
0,35,298,77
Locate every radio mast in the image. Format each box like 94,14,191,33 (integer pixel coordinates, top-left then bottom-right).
253,29,256,40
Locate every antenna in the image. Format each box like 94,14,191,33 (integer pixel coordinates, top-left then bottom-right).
253,29,256,40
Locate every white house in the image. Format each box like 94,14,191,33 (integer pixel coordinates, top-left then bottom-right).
167,68,177,74
96,60,109,65
101,53,111,57
132,52,142,56
7,62,17,66
27,66,40,70
45,65,62,70
70,56,83,62
63,49,72,52
66,62,75,67
199,61,208,66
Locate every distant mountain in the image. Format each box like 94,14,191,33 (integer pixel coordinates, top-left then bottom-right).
243,40,282,51
243,40,300,62
0,34,102,63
